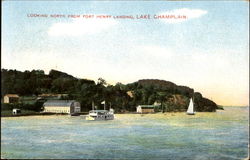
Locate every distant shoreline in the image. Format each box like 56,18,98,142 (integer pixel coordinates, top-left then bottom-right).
0,110,229,118
2,106,249,118
1,112,62,118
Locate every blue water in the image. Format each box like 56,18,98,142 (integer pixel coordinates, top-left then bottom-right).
1,107,249,159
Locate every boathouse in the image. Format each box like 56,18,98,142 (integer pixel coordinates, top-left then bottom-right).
3,94,19,103
136,105,155,113
43,100,81,114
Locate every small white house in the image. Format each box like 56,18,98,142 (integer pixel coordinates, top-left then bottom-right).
4,94,19,103
43,100,81,115
12,108,21,115
136,105,155,113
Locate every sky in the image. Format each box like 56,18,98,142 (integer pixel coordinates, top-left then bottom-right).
2,1,249,106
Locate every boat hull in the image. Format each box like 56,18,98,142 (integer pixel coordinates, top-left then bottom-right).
86,116,95,121
85,115,114,121
71,113,80,116
186,112,195,115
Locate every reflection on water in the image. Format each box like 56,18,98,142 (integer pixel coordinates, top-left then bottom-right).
1,107,249,159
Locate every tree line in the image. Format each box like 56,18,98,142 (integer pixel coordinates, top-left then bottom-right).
1,69,218,112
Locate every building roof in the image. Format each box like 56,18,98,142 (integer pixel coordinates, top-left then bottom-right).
43,100,76,107
4,94,19,98
137,105,155,109
38,93,68,97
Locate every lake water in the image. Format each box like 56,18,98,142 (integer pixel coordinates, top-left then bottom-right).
1,107,249,159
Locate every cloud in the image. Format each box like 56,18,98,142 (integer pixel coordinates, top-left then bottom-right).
48,18,118,36
159,8,207,24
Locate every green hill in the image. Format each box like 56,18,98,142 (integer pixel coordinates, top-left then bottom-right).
1,69,219,112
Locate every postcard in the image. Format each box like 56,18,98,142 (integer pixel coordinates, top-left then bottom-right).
1,0,249,159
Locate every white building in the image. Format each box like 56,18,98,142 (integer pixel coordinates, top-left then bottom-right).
43,100,81,115
136,105,155,113
12,108,21,115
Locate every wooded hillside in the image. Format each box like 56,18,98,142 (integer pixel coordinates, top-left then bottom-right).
1,69,218,112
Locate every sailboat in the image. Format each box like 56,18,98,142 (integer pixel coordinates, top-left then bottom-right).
186,98,195,115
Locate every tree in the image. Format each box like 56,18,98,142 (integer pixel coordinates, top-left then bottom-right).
156,92,169,113
97,78,107,86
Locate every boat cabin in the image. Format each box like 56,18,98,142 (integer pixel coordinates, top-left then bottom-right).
86,109,114,120
89,110,109,116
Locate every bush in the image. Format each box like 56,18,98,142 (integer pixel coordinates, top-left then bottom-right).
1,102,43,112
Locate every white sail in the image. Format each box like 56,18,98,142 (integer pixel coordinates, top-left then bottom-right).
187,98,195,114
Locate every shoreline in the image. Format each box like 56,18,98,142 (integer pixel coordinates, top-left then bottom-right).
0,110,222,118
2,106,248,118
1,112,63,117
